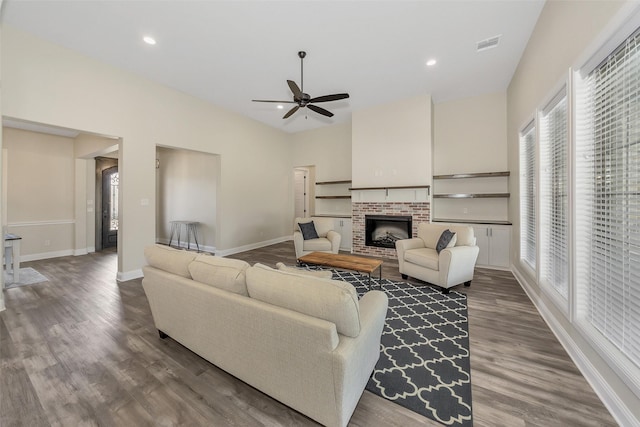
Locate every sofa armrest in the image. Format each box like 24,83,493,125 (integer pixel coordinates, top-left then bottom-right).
395,238,426,271
438,245,480,287
331,290,388,427
326,230,342,253
293,231,305,259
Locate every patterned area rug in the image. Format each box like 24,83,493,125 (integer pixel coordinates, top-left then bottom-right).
4,267,49,288
316,268,473,426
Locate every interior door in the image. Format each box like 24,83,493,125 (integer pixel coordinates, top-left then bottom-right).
294,169,308,218
102,166,119,249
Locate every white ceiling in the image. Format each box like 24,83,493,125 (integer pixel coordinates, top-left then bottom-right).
1,0,545,134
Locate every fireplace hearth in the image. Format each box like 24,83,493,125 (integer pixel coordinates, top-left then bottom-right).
365,215,412,249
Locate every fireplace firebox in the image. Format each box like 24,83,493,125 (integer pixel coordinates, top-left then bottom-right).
365,215,412,248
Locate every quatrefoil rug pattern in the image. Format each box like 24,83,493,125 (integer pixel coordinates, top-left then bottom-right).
331,270,473,427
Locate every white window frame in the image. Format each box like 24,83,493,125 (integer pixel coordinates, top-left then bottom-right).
519,119,537,275
573,7,640,397
537,77,572,317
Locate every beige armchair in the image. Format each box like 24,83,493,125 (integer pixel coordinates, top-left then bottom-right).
395,223,479,293
294,217,341,259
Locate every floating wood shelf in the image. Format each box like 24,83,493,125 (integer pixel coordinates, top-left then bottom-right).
433,193,510,199
433,171,510,180
432,218,512,225
316,180,352,185
349,185,430,191
315,195,352,199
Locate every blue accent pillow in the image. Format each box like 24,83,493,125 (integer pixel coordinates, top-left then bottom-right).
436,229,456,253
298,221,319,240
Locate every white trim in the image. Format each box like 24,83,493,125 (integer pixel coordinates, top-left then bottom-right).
512,266,640,427
20,249,74,262
0,300,5,312
117,269,143,282
8,219,75,227
215,236,291,257
576,1,640,76
155,238,216,254
74,248,88,256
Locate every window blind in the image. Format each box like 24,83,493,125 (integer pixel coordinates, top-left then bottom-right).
520,122,537,271
539,90,569,301
576,27,640,368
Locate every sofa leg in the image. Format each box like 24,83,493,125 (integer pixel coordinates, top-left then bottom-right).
442,288,450,294
158,330,168,339
464,281,471,287
401,274,408,280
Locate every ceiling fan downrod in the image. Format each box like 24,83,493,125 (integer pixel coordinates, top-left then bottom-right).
298,51,306,94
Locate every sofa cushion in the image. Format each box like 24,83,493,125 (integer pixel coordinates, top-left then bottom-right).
246,263,361,337
298,221,319,240
188,255,250,296
449,225,475,246
300,238,333,252
144,244,197,279
275,262,334,279
404,247,439,271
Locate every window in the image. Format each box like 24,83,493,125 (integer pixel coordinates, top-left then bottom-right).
520,121,537,271
539,89,569,302
576,27,640,370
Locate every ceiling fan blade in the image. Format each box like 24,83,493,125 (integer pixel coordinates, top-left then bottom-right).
252,99,296,103
283,105,299,119
309,93,350,103
287,80,302,98
307,104,334,117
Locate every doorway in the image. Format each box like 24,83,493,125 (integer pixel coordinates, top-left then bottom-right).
101,165,118,249
293,166,314,219
95,156,118,251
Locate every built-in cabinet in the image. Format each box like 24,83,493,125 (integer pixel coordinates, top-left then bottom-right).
472,224,511,269
432,171,511,269
333,217,352,251
314,180,352,251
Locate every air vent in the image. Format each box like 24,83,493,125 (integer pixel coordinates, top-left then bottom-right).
476,35,501,52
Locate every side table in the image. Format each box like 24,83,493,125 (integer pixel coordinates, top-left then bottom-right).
169,221,200,252
4,233,22,286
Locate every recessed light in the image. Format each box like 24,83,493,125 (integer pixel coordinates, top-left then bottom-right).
277,105,284,110
143,36,157,45
426,59,437,67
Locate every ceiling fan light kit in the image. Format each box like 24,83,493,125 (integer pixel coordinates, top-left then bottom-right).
252,51,350,119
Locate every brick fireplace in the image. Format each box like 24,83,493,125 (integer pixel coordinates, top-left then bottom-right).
352,201,430,259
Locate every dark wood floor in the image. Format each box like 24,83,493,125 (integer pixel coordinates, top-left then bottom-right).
1,242,616,426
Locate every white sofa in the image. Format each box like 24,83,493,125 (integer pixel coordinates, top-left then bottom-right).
293,216,341,259
395,223,479,293
142,244,388,427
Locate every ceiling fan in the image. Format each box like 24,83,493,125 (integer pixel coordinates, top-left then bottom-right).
252,51,350,119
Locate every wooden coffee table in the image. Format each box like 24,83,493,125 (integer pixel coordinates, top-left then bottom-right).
298,252,383,288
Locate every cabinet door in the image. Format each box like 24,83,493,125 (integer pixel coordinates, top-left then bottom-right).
488,226,511,268
472,225,490,266
334,218,353,251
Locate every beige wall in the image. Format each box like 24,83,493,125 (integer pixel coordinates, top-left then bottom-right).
352,95,432,188
156,147,218,251
291,121,352,181
2,26,293,276
434,91,507,174
3,127,76,258
507,0,638,423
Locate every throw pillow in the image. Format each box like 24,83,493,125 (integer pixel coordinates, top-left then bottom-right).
298,221,319,240
435,229,456,254
275,262,333,279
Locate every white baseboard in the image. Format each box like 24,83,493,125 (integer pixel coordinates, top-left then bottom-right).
155,238,216,254
20,249,75,262
511,266,639,427
74,248,88,256
117,269,143,282
216,236,291,257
